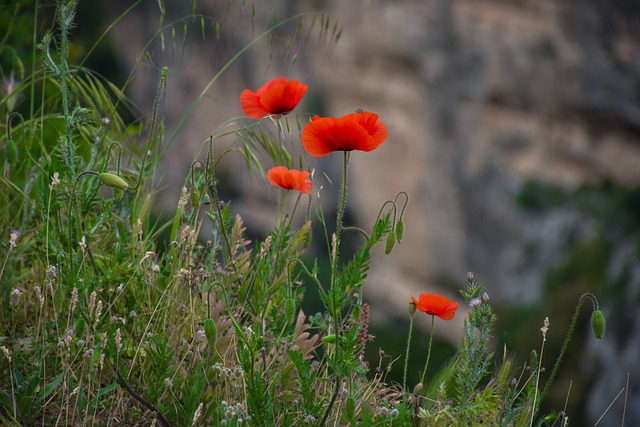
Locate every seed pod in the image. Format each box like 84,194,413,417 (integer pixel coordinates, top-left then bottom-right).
99,172,128,191
284,297,296,325
384,232,396,254
395,219,405,243
591,309,606,339
204,318,217,348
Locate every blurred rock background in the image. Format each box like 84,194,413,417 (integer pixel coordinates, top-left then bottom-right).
8,0,640,424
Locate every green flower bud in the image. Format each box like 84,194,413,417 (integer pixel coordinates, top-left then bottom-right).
384,232,396,254
408,301,416,316
395,219,405,243
591,309,606,339
322,334,336,344
204,318,217,348
345,396,356,420
413,383,423,395
190,188,200,209
99,172,129,191
284,297,296,325
6,140,18,164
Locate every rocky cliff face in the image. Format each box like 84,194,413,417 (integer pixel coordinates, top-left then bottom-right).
104,0,640,424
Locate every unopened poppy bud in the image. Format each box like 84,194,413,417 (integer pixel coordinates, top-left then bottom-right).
322,334,336,344
345,396,356,419
591,309,605,339
190,188,200,209
413,383,423,395
6,140,18,163
284,297,296,325
204,318,217,348
395,219,405,243
99,172,128,191
384,232,396,254
408,301,416,316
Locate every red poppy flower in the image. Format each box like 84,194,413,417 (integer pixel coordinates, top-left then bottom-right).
240,77,308,119
301,111,388,157
267,166,312,194
410,294,459,321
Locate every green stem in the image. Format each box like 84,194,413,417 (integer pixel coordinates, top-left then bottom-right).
319,151,350,427
538,292,599,407
403,311,415,391
58,0,76,177
420,315,435,386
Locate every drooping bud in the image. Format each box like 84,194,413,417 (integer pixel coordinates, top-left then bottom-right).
591,309,606,339
384,232,396,254
284,297,296,325
345,396,356,420
6,140,18,164
98,172,129,191
395,219,405,243
204,318,217,349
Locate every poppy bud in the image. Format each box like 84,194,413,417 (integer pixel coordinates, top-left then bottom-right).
408,301,416,316
99,172,128,191
384,232,396,254
6,140,18,163
204,318,217,348
284,297,296,325
413,383,423,395
591,309,605,339
190,188,200,209
322,334,336,344
395,219,405,243
345,396,356,419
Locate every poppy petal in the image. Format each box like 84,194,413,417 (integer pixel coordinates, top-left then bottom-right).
301,111,388,157
240,89,269,119
260,80,308,115
241,77,307,119
267,166,311,194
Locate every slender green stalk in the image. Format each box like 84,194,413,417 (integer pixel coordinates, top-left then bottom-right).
403,309,415,391
420,315,436,386
538,293,600,408
320,151,350,427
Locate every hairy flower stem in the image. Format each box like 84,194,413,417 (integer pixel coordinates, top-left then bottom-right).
420,315,436,386
403,311,415,391
538,292,600,409
320,151,350,427
57,0,77,176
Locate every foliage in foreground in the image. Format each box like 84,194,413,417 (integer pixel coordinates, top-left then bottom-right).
0,1,605,426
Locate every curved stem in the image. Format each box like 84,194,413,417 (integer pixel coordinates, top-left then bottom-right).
538,292,599,406
420,315,435,386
